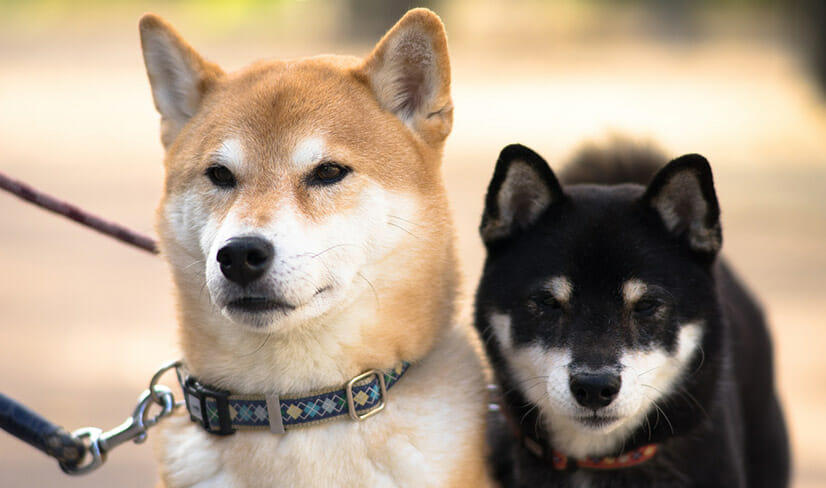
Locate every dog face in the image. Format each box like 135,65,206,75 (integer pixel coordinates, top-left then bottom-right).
140,11,454,335
476,145,722,457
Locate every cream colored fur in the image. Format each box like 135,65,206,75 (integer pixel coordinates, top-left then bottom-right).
140,9,490,488
489,311,703,459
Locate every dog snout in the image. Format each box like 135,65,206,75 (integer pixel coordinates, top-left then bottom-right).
216,236,274,286
569,372,621,409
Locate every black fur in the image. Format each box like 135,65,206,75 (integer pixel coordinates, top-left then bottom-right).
476,143,789,487
559,137,666,186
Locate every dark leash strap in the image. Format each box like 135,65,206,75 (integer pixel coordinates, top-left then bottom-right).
0,393,86,470
0,170,159,255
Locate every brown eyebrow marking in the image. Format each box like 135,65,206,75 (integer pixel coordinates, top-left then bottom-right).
543,276,573,303
622,279,648,304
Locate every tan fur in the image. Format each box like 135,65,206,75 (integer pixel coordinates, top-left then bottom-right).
140,9,491,488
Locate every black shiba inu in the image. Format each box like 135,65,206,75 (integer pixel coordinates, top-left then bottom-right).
475,143,789,487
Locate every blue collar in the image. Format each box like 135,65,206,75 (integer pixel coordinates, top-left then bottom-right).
177,362,410,435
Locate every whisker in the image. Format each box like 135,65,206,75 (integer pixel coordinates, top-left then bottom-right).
519,381,547,397
357,272,380,308
241,333,272,357
519,402,541,426
641,381,702,419
387,215,424,228
645,413,653,441
636,366,661,378
640,384,662,393
645,395,675,435
309,243,359,259
182,259,206,271
386,221,420,239
675,386,710,420
690,345,706,376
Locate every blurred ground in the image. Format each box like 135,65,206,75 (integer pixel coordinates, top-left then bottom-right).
0,1,824,486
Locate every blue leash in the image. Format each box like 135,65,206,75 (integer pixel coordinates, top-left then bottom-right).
0,392,86,471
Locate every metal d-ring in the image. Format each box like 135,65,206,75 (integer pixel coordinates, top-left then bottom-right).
148,359,182,407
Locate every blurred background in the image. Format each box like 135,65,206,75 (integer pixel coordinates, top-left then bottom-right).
1,0,824,486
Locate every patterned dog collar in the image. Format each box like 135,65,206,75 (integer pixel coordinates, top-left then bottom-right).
177,362,410,435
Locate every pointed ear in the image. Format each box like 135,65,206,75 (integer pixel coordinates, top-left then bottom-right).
480,144,565,244
139,14,224,149
360,8,452,146
642,154,722,255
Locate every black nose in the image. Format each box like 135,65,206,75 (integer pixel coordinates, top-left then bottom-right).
569,373,621,409
216,236,274,286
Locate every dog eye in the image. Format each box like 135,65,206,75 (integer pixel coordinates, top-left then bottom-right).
633,298,660,316
310,162,350,185
205,165,237,189
541,294,563,310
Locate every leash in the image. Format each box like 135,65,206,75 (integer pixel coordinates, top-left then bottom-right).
0,170,170,473
0,361,182,475
0,393,87,470
0,170,159,254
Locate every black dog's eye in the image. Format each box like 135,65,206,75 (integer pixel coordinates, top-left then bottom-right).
310,162,350,185
633,298,660,317
540,293,564,311
205,165,237,188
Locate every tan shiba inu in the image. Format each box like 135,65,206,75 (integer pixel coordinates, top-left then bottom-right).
139,9,491,487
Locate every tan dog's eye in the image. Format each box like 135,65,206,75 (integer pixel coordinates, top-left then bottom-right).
309,162,350,185
205,164,237,189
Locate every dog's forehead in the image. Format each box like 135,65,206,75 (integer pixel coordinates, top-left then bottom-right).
163,57,432,196
212,62,376,157
484,184,659,298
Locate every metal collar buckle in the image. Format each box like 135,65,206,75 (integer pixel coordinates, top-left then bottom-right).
345,369,387,421
182,376,235,436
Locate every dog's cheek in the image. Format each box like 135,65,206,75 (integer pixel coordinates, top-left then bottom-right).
510,344,572,414
162,191,218,260
618,322,704,416
615,354,655,419
323,185,419,268
543,349,576,413
367,188,420,257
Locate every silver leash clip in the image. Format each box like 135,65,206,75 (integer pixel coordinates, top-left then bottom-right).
60,360,182,475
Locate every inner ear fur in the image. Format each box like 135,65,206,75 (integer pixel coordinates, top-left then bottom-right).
480,144,565,244
642,153,722,255
360,8,453,146
139,13,224,149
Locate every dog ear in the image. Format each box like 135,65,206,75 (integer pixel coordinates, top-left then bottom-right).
360,8,452,146
480,144,565,244
139,14,224,149
642,154,722,256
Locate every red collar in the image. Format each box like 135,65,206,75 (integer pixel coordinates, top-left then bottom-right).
549,444,659,471
519,431,659,471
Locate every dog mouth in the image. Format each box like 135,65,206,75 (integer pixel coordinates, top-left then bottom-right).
227,297,296,313
225,286,332,315
576,413,621,429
